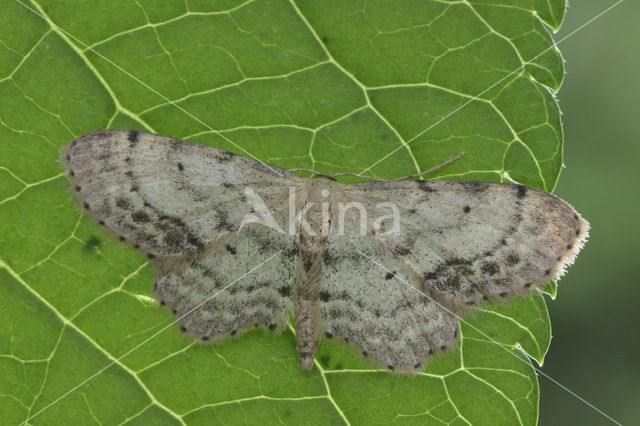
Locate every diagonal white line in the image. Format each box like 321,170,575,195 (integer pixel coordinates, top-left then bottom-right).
21,250,283,425
13,0,285,177
358,0,624,176
354,248,622,426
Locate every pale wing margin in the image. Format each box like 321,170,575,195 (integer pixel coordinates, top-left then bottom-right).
61,130,296,257
344,180,589,311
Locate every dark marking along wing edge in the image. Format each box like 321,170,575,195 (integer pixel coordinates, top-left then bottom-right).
61,130,296,257
344,179,589,313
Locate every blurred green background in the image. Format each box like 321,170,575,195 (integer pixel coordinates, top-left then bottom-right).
539,1,639,424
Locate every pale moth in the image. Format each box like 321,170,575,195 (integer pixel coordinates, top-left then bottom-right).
62,130,589,372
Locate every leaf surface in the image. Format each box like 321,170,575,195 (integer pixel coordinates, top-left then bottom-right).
0,0,566,424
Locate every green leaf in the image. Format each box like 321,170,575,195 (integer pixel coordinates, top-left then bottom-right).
0,0,566,424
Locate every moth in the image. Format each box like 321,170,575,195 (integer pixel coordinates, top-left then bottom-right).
61,130,589,372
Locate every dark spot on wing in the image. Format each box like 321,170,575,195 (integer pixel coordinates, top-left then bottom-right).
319,291,330,302
463,206,471,213
164,229,185,249
322,250,335,265
392,245,411,256
128,130,139,147
132,210,150,223
75,185,81,192
385,271,395,280
268,324,276,331
325,331,333,339
219,150,235,162
116,197,132,210
423,272,438,281
481,262,500,276
284,242,299,259
418,181,436,193
278,285,291,297
506,254,520,266
225,244,237,255
177,162,184,171
440,274,461,291
516,185,527,199
186,234,203,248
500,238,507,246
159,215,185,227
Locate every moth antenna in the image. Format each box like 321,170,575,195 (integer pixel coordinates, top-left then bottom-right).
390,152,465,181
287,168,332,178
289,153,464,182
328,172,384,181
288,168,383,181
